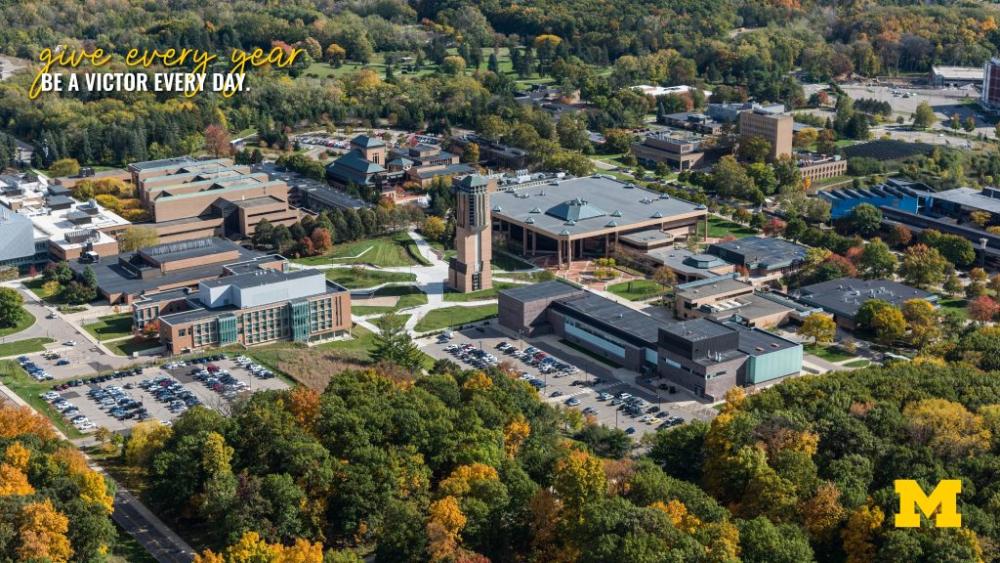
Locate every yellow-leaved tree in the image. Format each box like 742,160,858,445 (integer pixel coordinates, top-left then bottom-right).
18,499,73,563
426,496,467,562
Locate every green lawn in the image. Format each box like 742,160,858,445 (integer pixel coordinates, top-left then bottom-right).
107,338,161,357
414,304,498,333
443,282,517,302
843,359,871,368
250,325,432,371
0,337,54,357
24,278,67,304
708,216,758,239
606,279,668,301
0,360,81,438
325,268,416,289
352,286,427,315
295,232,430,267
0,310,35,338
938,298,968,320
428,241,456,260
805,343,855,363
82,313,133,341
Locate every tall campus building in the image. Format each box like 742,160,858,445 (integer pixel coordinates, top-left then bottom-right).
448,175,494,292
982,58,1000,111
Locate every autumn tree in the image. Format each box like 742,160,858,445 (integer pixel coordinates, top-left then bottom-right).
800,482,845,542
310,228,332,253
426,496,467,561
652,267,677,292
17,499,73,563
970,210,992,229
901,298,939,347
325,43,346,67
204,124,232,157
799,314,837,344
903,398,992,458
967,295,1000,323
552,450,606,519
900,244,949,289
842,504,884,563
871,305,907,344
422,216,447,242
125,420,173,467
119,226,160,252
49,158,80,177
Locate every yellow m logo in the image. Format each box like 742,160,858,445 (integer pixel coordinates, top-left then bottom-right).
894,480,962,528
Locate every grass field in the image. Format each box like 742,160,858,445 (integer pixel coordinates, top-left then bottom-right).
938,298,968,320
0,310,35,338
24,278,66,304
325,268,416,289
414,304,498,333
443,282,517,302
708,216,758,239
82,313,133,341
805,343,855,363
107,338,160,357
843,359,871,368
295,232,429,268
352,286,428,315
606,279,668,301
0,360,81,438
248,325,433,390
0,337,54,357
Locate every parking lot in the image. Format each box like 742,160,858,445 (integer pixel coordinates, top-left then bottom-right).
33,355,289,433
422,328,718,441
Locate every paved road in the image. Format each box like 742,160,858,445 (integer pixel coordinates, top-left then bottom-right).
110,487,196,563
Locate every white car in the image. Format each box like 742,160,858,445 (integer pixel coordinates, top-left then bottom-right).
41,391,59,401
63,340,76,346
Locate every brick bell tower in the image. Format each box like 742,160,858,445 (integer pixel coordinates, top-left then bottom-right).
448,174,494,292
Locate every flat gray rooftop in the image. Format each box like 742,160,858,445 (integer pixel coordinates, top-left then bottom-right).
648,248,731,278
72,243,264,298
491,175,703,238
498,280,582,303
139,237,242,263
927,187,1000,214
725,321,799,356
620,229,673,245
796,277,936,320
676,275,751,300
708,236,807,270
129,156,197,171
552,292,670,345
660,317,733,342
201,268,329,290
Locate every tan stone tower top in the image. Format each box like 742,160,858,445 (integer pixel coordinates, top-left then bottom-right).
448,174,493,293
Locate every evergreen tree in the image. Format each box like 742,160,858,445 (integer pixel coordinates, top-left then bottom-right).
370,314,423,370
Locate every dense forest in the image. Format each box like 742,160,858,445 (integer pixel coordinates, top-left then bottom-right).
3,0,1000,169
111,357,1000,562
0,404,117,562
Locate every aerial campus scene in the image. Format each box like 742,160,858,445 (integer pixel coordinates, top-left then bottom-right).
2,1,1000,562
